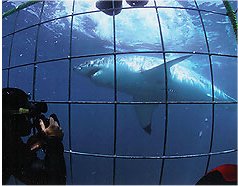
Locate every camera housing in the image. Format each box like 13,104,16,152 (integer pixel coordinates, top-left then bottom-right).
3,88,48,136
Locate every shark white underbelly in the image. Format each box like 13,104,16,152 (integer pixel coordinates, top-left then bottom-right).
74,55,236,134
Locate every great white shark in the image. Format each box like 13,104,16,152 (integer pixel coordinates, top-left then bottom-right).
74,55,236,134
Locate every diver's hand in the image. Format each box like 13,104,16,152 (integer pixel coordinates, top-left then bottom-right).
27,134,44,151
39,114,64,139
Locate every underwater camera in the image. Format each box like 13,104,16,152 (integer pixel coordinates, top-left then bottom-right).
2,88,48,136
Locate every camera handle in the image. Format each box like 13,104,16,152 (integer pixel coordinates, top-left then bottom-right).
32,117,39,135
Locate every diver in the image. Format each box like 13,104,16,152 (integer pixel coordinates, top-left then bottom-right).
2,88,66,185
96,0,149,16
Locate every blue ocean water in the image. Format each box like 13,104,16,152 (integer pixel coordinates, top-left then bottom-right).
2,0,237,185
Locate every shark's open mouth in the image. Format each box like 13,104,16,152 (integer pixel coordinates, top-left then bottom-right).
88,68,100,77
73,65,101,77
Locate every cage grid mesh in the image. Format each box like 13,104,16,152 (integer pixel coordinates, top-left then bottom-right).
2,0,237,184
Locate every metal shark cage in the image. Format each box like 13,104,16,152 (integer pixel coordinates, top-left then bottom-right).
2,0,237,184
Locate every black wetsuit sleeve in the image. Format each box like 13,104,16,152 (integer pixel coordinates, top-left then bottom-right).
44,136,66,185
11,137,66,185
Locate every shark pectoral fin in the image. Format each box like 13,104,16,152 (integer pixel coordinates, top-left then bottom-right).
143,55,192,80
133,96,156,134
134,104,155,134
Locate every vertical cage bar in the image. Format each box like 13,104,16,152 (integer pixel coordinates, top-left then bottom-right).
6,10,19,88
194,0,215,175
31,1,44,136
32,1,45,101
154,1,169,184
68,0,76,184
112,0,118,184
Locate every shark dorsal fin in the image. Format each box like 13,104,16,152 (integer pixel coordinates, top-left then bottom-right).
165,55,192,69
142,55,192,80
